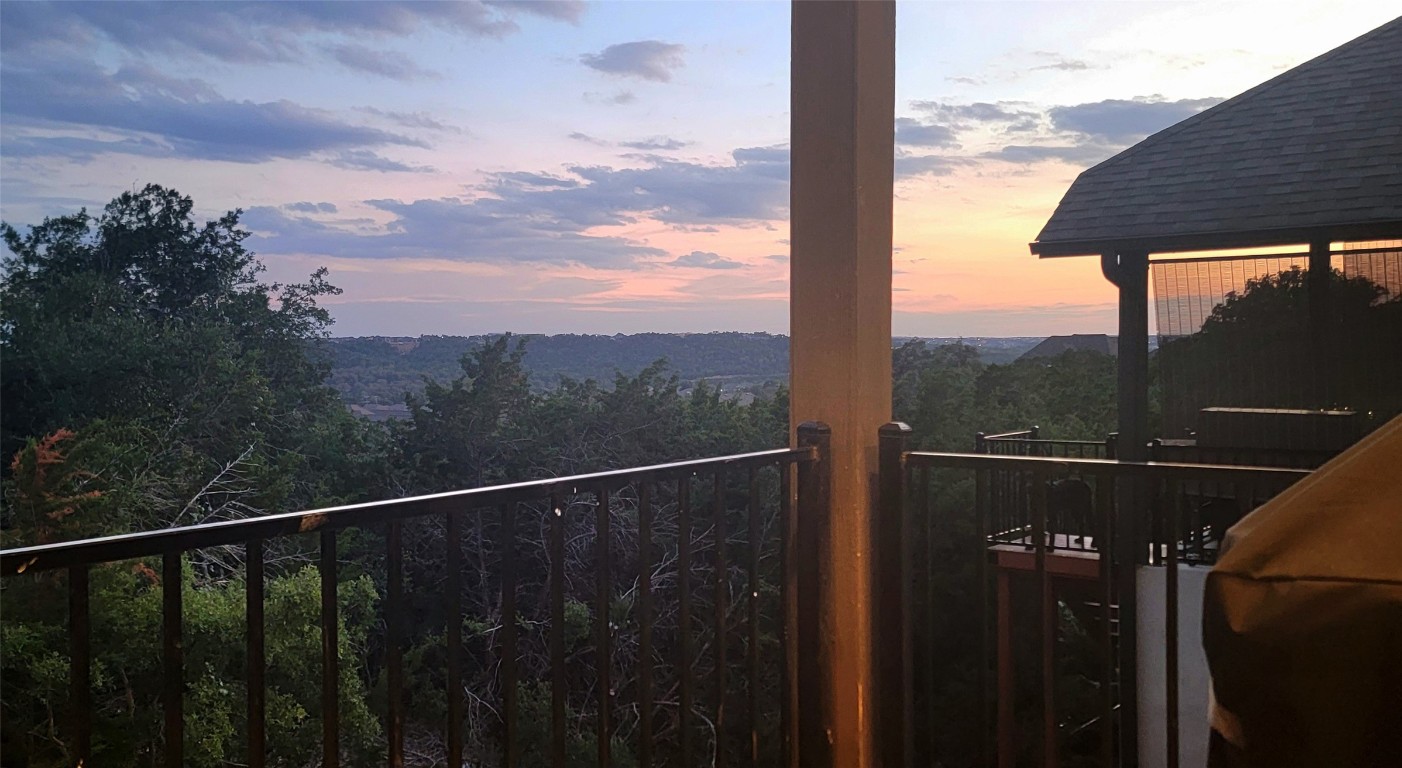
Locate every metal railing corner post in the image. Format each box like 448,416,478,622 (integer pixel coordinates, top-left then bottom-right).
793,421,832,768
877,421,914,768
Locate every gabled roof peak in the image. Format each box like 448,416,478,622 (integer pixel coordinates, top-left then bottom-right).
1032,17,1402,258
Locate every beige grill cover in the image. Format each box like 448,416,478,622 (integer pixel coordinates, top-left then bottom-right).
1204,415,1402,767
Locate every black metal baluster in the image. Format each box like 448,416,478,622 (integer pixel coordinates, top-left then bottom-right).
1095,475,1115,768
387,521,404,767
247,540,265,768
1033,472,1056,768
321,529,339,768
679,475,694,765
69,565,91,763
162,552,184,766
1167,482,1181,768
921,464,938,766
778,459,794,768
975,463,990,768
496,504,517,768
551,492,567,768
714,469,728,768
443,511,463,767
638,482,655,768
747,467,761,768
597,488,612,767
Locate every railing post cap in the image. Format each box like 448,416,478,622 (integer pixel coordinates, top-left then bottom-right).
795,420,831,435
879,421,913,437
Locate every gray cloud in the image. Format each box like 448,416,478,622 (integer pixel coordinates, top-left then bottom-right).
568,132,607,145
285,201,338,213
895,118,958,148
896,95,1220,170
895,153,969,179
0,134,174,162
356,107,464,134
620,136,691,151
491,171,581,189
244,201,666,268
245,145,791,268
580,40,686,82
0,59,426,164
981,144,1117,166
1032,52,1093,72
545,147,789,225
584,90,637,106
483,0,586,23
329,150,432,173
910,101,1039,129
1048,97,1222,142
671,251,744,269
0,2,578,63
328,44,436,81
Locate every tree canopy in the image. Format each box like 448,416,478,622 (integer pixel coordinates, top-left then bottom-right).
1158,266,1402,435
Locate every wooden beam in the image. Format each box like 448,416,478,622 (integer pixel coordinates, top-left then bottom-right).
790,1,896,766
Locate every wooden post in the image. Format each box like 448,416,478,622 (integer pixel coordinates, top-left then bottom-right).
790,1,896,766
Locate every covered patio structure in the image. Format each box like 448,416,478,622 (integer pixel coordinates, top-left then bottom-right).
1027,15,1402,765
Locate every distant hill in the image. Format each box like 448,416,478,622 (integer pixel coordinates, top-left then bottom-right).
325,333,1046,406
1018,334,1118,360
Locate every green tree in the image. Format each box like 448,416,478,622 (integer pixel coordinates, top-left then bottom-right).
1158,267,1401,435
1,184,388,541
1,187,392,767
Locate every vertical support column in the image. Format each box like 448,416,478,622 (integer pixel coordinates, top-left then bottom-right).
790,1,896,765
1308,240,1332,408
1108,251,1150,463
1104,250,1149,767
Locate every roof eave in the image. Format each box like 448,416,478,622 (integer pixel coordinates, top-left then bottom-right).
1029,219,1402,259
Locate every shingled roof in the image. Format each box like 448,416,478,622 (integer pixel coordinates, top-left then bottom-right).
1031,17,1402,257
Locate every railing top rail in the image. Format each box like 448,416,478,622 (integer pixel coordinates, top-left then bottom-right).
980,429,1038,441
984,438,1108,446
907,450,1313,482
2,446,814,576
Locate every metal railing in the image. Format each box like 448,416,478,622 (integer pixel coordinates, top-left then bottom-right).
977,429,1114,555
977,427,1114,460
1,442,824,767
877,424,1311,768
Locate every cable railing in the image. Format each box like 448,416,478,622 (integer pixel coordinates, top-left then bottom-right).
1,442,823,768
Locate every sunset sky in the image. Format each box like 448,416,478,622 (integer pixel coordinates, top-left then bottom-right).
2,1,1397,337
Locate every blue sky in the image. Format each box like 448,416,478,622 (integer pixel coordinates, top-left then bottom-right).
2,1,1397,336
